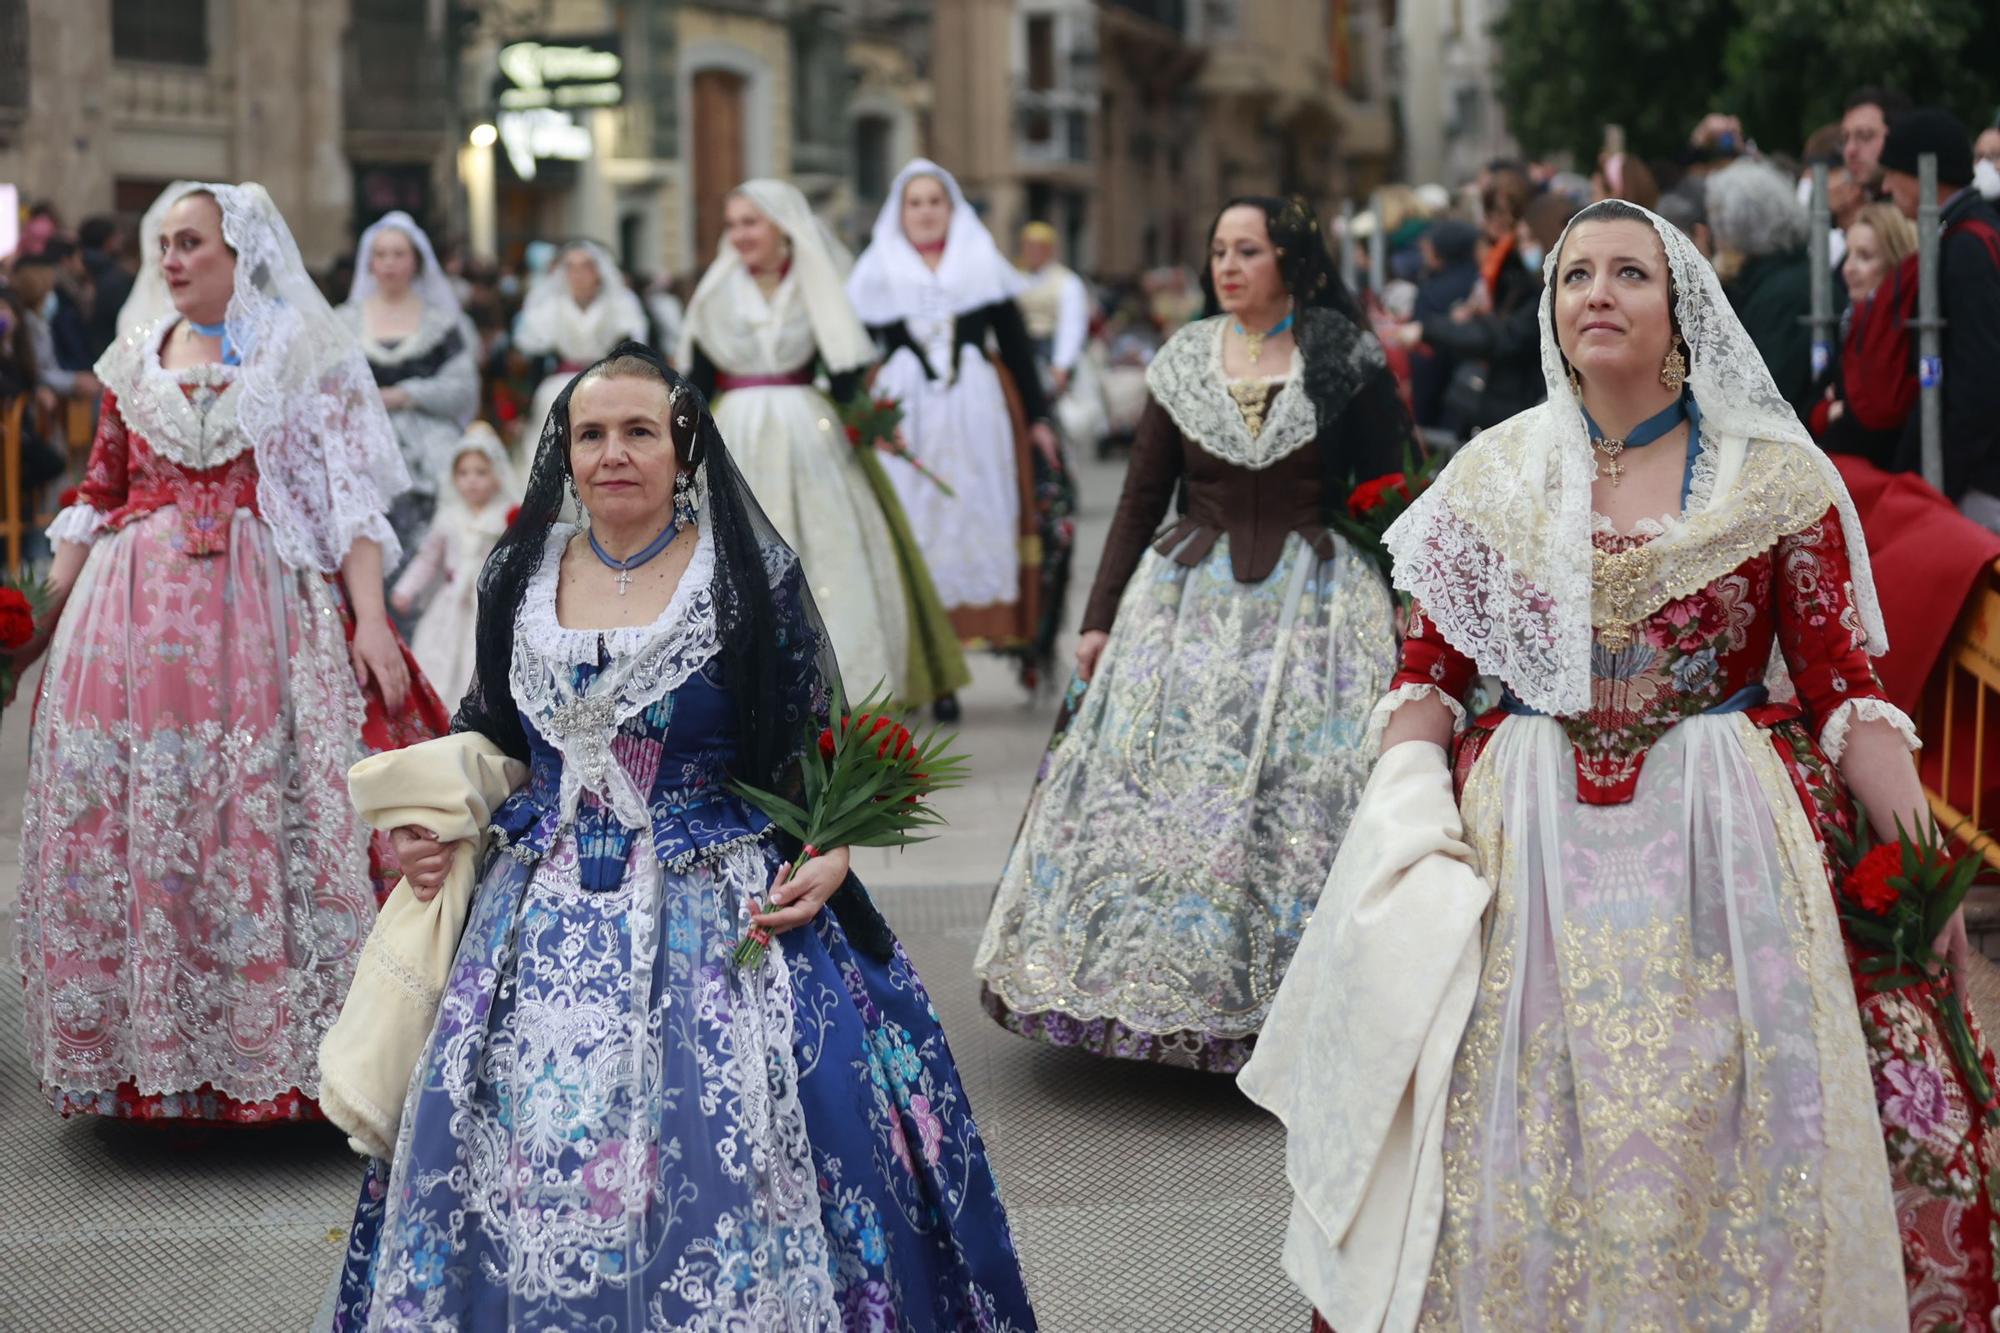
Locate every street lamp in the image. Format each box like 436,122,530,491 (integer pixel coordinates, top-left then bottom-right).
469,122,498,148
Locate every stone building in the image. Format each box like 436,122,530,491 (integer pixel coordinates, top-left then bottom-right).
457,0,924,282
0,0,921,278
0,0,384,265
1393,0,1516,187
926,0,1398,279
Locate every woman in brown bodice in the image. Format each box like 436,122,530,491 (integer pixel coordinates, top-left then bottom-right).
974,195,1413,1072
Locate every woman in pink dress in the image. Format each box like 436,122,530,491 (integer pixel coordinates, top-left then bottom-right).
15,181,448,1124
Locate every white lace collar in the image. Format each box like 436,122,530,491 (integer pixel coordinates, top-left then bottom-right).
344,300,463,366
101,318,249,470
1143,316,1317,470
510,521,722,829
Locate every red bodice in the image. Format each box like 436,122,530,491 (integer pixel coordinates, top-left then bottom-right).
80,388,261,556
1394,505,1892,803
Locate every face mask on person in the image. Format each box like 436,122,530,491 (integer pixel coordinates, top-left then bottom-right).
38,291,58,321
1520,244,1545,273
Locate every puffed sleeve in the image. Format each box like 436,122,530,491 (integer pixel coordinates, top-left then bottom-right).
47,389,130,546
1367,600,1478,751
1774,505,1918,763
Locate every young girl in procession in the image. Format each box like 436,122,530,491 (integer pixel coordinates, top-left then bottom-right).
15,180,448,1124
337,210,481,577
390,420,520,707
679,177,969,711
976,196,1408,1072
846,159,1069,715
326,344,1036,1330
1243,199,1998,1331
513,240,648,459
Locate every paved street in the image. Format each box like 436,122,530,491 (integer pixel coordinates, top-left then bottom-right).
0,447,1306,1333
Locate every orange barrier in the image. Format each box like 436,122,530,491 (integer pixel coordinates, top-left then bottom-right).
1921,559,2000,870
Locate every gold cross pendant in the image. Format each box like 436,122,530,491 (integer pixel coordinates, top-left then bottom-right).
1596,439,1626,486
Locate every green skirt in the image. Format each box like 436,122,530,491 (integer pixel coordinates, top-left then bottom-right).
855,447,973,706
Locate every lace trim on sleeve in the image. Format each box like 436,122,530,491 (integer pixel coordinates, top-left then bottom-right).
1818,696,1920,766
1366,682,1468,755
46,502,107,546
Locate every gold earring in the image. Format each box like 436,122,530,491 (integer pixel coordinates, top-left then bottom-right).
1660,337,1687,392
1566,363,1583,398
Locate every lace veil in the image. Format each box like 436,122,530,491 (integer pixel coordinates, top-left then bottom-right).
345,209,465,320
438,420,521,540
513,240,649,365
1383,199,1885,715
456,343,841,787
677,177,878,375
106,180,409,571
845,158,1030,325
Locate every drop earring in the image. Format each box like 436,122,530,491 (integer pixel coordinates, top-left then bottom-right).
1660,335,1688,392
1566,363,1583,399
673,469,699,528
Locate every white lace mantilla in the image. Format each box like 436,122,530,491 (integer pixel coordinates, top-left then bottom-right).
102,182,410,572
1145,317,1317,470
1384,201,1887,717
510,522,722,830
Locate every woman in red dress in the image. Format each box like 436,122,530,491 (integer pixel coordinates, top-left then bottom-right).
15,181,447,1124
1249,199,1994,1330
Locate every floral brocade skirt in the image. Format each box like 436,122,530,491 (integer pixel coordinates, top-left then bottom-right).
19,507,445,1124
1413,711,1915,1330
328,832,1035,1331
974,531,1395,1072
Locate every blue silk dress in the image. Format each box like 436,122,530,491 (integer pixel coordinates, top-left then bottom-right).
328,524,1035,1331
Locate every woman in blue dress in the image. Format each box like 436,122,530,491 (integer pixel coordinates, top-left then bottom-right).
326,342,1036,1331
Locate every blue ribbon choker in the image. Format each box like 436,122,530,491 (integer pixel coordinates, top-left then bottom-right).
588,517,684,595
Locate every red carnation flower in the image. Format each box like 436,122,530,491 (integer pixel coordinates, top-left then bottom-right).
1845,843,1904,916
0,587,35,651
818,714,917,764
505,504,522,527
57,485,81,510
874,395,897,413
845,424,862,445
1347,473,1411,519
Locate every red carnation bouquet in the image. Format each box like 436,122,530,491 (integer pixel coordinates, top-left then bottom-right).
1835,814,1998,1124
840,389,955,498
1332,444,1441,580
0,575,51,706
728,680,967,968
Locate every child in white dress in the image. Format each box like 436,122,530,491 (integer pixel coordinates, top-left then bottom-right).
391,422,518,706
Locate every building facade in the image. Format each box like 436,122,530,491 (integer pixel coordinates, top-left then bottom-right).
457,0,913,282
1,0,388,264
1393,0,1516,187
925,0,1398,279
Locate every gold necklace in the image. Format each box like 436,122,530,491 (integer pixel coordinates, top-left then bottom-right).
1594,436,1628,486
1232,309,1295,366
